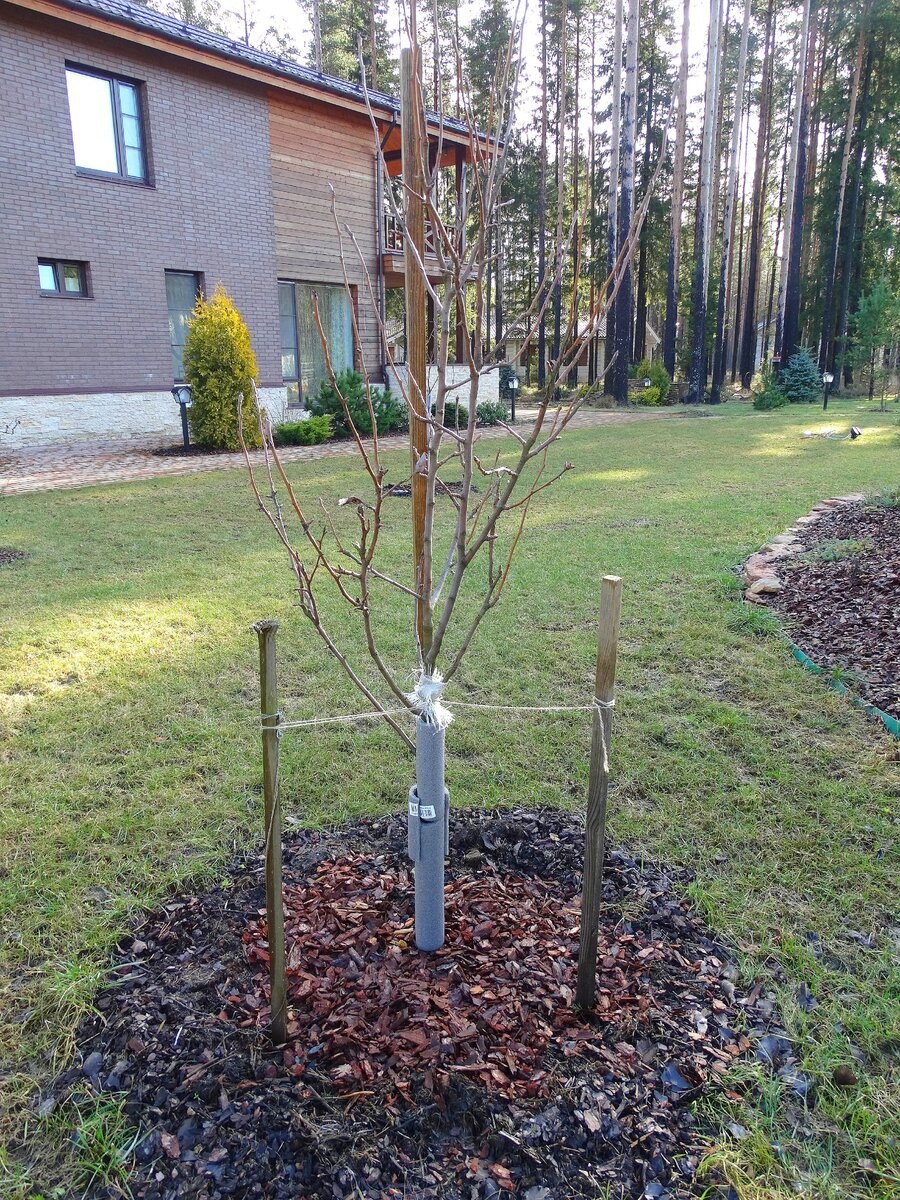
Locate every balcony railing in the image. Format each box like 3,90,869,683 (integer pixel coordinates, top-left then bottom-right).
383,208,437,257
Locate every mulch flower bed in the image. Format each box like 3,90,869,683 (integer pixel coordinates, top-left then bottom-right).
60,809,792,1199
769,501,899,722
151,445,232,458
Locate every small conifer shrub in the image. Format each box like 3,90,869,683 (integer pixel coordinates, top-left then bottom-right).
183,286,261,450
779,348,822,404
310,370,405,437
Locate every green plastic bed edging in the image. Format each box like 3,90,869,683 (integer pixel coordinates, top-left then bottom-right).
789,643,900,739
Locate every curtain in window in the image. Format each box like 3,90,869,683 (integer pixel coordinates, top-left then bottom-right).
294,284,354,402
165,272,199,382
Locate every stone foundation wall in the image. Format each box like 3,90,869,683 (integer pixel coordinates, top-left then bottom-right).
385,363,500,407
1,388,289,449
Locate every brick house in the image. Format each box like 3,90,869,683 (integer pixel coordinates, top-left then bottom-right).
0,0,472,447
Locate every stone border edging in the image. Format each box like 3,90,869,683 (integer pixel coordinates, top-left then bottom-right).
740,493,866,603
740,493,899,740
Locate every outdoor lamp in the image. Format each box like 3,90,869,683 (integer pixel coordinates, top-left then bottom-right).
172,384,192,448
643,377,652,388
822,370,834,412
508,373,520,423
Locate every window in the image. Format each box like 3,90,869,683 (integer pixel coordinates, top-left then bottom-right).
38,258,89,296
165,271,201,382
66,66,147,182
278,283,300,407
278,281,354,407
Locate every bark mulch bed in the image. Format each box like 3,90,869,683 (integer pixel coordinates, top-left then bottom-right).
768,501,899,722
151,444,232,458
59,809,794,1199
0,546,27,566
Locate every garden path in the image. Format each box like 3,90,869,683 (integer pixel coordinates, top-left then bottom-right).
0,408,681,496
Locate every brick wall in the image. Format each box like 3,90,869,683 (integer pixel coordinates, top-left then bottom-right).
0,7,282,400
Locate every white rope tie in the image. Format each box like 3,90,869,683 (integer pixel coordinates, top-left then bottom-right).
264,696,615,734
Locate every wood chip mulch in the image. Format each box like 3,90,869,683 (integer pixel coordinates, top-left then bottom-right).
58,808,787,1200
0,546,27,566
768,502,900,721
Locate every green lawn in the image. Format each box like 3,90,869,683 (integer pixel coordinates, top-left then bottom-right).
1,400,898,1199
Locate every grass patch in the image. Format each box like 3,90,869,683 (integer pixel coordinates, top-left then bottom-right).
1,402,898,1197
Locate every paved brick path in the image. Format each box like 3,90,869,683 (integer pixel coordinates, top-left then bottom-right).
1,408,680,497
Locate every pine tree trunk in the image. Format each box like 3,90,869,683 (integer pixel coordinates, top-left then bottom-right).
774,35,803,360
728,76,752,382
538,0,548,388
687,0,723,403
634,36,654,365
552,3,568,386
710,0,751,402
570,8,581,384
781,0,819,366
312,0,322,71
662,0,689,379
738,0,775,387
818,8,868,370
589,13,598,382
799,4,831,326
606,0,624,386
613,0,639,405
839,127,874,387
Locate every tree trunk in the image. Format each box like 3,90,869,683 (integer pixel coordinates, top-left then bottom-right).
662,0,689,379
538,0,548,388
729,73,752,382
781,1,819,367
839,126,874,387
710,0,751,402
738,0,775,387
552,3,567,387
774,31,804,360
687,0,723,403
589,12,598,382
818,8,868,370
634,25,654,365
613,0,639,405
606,0,624,387
311,0,322,71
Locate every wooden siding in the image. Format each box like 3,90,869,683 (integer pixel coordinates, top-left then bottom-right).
268,91,383,380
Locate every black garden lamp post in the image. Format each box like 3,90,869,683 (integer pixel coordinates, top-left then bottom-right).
172,384,192,448
508,373,519,423
822,370,834,412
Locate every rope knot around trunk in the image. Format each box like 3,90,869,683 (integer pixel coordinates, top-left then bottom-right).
408,671,454,729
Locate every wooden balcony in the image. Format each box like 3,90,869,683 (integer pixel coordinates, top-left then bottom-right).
381,208,445,286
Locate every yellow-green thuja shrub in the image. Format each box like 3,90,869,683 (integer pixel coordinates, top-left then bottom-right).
183,286,262,450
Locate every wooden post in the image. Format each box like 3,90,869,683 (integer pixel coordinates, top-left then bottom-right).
253,619,288,1045
400,44,428,652
576,575,623,1011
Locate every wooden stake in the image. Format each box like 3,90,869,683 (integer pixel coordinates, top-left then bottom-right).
253,619,288,1045
400,44,428,653
576,575,623,1011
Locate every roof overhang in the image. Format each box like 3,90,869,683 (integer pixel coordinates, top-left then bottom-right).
4,0,475,158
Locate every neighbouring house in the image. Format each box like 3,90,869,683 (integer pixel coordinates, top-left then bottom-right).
504,316,662,390
0,0,478,448
504,319,609,387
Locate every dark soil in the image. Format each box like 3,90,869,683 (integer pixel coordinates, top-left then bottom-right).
59,809,794,1200
770,502,899,721
151,444,233,458
0,546,27,566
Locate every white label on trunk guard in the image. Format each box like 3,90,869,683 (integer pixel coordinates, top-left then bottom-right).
419,804,437,820
408,800,419,817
